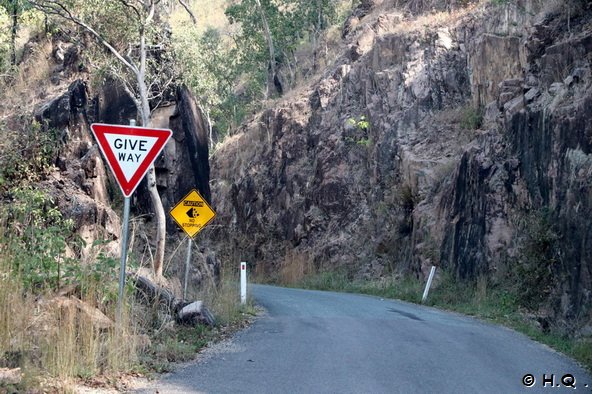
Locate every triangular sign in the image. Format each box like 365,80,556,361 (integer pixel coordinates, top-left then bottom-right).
90,123,173,197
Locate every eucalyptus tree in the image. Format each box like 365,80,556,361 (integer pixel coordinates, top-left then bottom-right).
225,0,339,97
0,0,31,65
30,0,196,279
174,26,237,146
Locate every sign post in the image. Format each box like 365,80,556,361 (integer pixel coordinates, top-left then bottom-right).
170,189,216,300
183,238,192,300
90,121,172,321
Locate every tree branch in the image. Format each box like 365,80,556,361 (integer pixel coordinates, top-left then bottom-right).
118,0,142,20
145,0,155,25
30,0,140,76
177,0,196,24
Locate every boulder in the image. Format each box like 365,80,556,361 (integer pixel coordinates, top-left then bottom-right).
0,368,22,385
177,301,216,327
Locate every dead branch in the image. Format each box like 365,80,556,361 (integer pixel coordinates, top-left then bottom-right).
177,0,196,24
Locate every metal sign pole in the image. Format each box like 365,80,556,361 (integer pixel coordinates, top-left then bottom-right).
116,119,136,323
183,237,192,300
117,195,131,322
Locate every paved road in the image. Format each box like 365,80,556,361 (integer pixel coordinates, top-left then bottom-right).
140,285,592,393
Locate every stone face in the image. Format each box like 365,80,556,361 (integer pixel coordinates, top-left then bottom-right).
469,34,523,108
0,368,22,385
207,3,592,332
132,85,211,232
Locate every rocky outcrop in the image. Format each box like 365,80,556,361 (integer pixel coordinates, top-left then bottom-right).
133,84,211,232
33,67,211,261
34,79,121,259
208,0,592,332
170,85,211,204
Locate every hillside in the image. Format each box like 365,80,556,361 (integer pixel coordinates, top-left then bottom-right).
206,0,592,336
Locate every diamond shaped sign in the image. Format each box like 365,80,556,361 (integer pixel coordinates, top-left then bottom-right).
170,189,216,238
90,123,172,197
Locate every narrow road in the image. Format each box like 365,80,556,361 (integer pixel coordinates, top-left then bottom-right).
140,285,592,393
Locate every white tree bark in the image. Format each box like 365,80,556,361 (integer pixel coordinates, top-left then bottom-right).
137,21,167,278
254,0,276,98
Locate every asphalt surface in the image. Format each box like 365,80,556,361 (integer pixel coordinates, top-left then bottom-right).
138,285,592,393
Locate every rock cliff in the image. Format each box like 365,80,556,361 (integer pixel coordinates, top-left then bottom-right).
207,0,592,331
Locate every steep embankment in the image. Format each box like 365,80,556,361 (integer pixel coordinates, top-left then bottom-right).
207,0,592,332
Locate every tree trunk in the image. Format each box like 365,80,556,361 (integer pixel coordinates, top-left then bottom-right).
138,26,166,278
254,0,277,97
132,274,215,326
146,166,166,277
10,1,19,65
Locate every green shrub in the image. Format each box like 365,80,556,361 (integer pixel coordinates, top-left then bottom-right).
0,121,59,190
512,209,560,310
459,105,483,130
2,186,77,292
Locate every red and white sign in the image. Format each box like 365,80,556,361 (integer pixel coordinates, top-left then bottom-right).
90,123,173,197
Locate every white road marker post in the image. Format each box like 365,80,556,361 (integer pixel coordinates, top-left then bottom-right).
183,237,192,300
422,266,437,303
240,262,247,305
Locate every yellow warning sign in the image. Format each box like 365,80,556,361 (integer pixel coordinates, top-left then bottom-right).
170,189,216,238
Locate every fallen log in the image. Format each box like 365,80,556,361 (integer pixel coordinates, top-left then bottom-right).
130,274,215,326
133,274,177,312
177,301,216,326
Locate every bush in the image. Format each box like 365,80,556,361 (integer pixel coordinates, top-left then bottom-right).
1,186,78,292
0,121,59,190
460,105,483,130
512,209,560,310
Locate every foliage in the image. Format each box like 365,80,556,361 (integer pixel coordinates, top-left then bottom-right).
0,6,10,74
172,24,248,136
0,0,31,66
344,115,371,146
460,105,483,130
0,120,58,189
0,190,139,389
512,208,561,310
1,186,75,291
347,115,369,131
172,0,346,139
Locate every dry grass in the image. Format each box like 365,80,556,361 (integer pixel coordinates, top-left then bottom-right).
0,37,57,121
0,262,28,364
277,249,314,286
195,260,255,326
0,228,139,391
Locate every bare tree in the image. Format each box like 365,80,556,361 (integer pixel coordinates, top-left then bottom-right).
30,0,196,278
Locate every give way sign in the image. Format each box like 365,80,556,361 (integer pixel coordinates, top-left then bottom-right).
90,123,173,197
